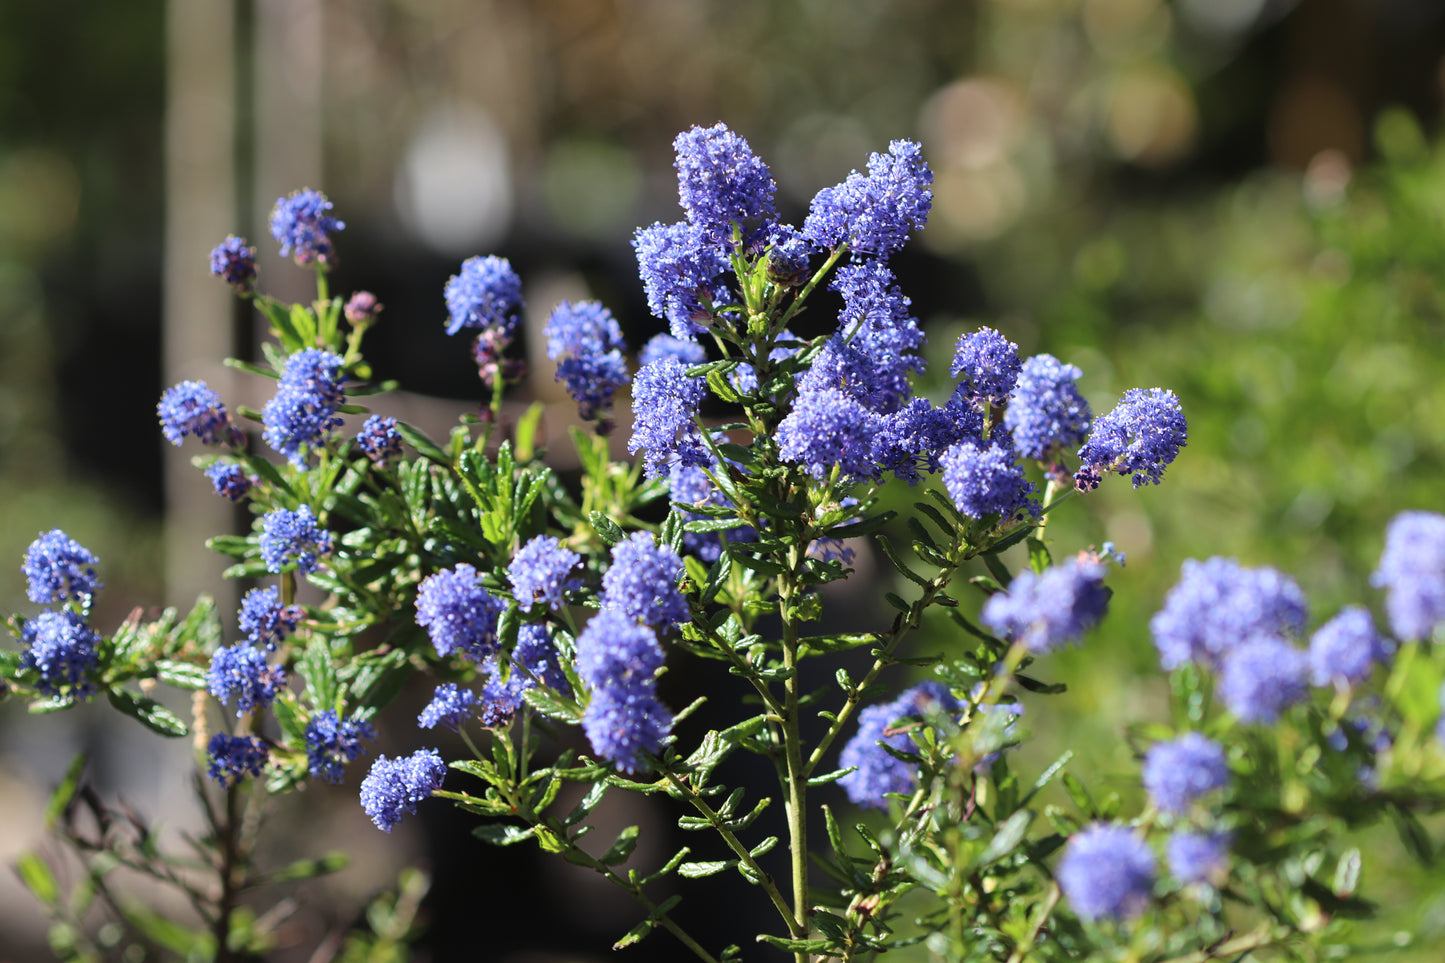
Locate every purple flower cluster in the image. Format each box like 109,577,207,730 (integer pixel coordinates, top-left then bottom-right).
803,140,933,259
208,643,287,716
980,558,1109,654
1217,637,1309,724
1149,558,1308,671
205,462,254,502
158,380,241,448
633,220,728,340
1308,606,1391,688
777,387,880,481
415,563,506,661
23,529,102,605
206,734,269,787
1372,510,1445,640
344,290,382,325
600,532,689,629
20,611,100,697
481,623,572,727
940,441,1038,522
951,328,1021,405
507,536,580,612
629,358,708,478
259,506,333,575
270,189,344,266
444,255,523,338
838,681,961,809
238,586,302,650
360,749,446,832
1057,824,1156,921
1005,354,1092,462
1142,733,1229,814
546,300,630,427
356,415,403,468
262,348,347,467
1167,831,1230,885
639,334,705,368
209,235,257,290
418,683,478,730
673,123,777,244
304,709,376,784
577,607,672,772
1075,387,1187,491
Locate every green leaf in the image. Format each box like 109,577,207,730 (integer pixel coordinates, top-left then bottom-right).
44,754,86,830
677,859,735,878
824,510,897,540
1026,537,1052,574
873,534,931,586
591,512,625,546
472,823,537,847
106,689,188,737
1061,773,1096,817
612,894,681,950
982,552,1012,589
1334,847,1362,897
394,421,452,466
599,826,641,865
16,852,58,906
757,935,835,953
258,852,348,885
154,660,208,691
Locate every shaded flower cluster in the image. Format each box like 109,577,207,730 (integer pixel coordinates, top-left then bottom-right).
360,749,446,832
304,710,376,784
206,734,269,788
209,235,257,290
546,300,630,429
208,644,287,716
238,586,302,650
480,624,572,728
980,558,1109,654
259,506,333,575
839,681,960,809
205,462,254,502
415,564,505,661
356,415,403,468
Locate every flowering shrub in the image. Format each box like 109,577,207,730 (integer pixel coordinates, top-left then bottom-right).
6,123,1445,962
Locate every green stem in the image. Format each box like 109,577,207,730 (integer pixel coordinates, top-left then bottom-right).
778,245,846,330
777,533,811,960
658,766,801,937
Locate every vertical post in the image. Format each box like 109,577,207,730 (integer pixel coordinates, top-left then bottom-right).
163,0,237,608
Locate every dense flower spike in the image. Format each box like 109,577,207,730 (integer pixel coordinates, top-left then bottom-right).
1217,637,1309,723
481,623,572,727
23,529,102,605
259,506,333,575
871,399,981,484
207,644,286,716
829,260,925,411
1142,733,1229,814
158,380,240,447
238,586,302,650
803,140,933,258
638,333,705,368
839,681,961,809
356,415,403,467
304,710,376,784
262,348,347,467
206,734,268,787
1005,354,1092,461
757,223,813,286
269,189,344,265
415,563,506,660
1150,557,1309,670
444,255,523,338
940,441,1038,521
418,683,478,730
546,300,630,425
204,462,254,502
600,533,689,629
20,610,100,697
673,122,777,243
777,385,882,481
1167,831,1230,885
980,559,1109,654
576,607,666,694
629,358,708,478
582,688,673,774
507,536,581,612
209,235,257,290
951,327,1021,405
1057,824,1156,921
632,220,730,339
360,749,446,832
1309,606,1392,688
1371,510,1445,640
1075,387,1187,490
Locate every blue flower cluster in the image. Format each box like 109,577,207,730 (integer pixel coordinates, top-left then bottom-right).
950,327,1021,405
304,709,376,784
259,506,333,575
673,123,777,244
838,682,961,810
507,536,580,612
417,683,478,730
205,462,254,502
360,749,446,832
803,140,933,258
600,532,689,629
546,300,630,428
980,558,1109,654
444,255,523,338
415,563,506,661
262,348,347,467
669,458,754,562
940,441,1037,522
1142,733,1229,814
356,415,403,468
208,643,287,717
1075,387,1188,491
480,623,572,727
629,358,708,477
1167,831,1231,885
158,380,241,448
270,189,344,266
209,235,257,290
1004,354,1092,463
1372,510,1445,641
238,586,302,650
21,611,101,698
576,607,671,773
206,734,269,787
1308,606,1391,688
633,220,730,340
1057,824,1156,921
639,333,705,368
23,529,102,605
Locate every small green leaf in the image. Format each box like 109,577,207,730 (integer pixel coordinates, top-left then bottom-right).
154,660,208,691
16,852,58,906
107,689,188,737
1334,847,1362,897
591,512,625,546
599,826,641,865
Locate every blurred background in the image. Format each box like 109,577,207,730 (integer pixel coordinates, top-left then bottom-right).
5,0,1445,958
